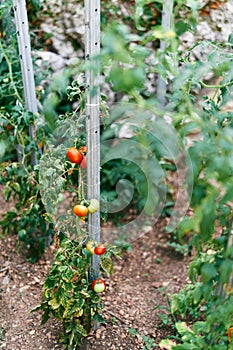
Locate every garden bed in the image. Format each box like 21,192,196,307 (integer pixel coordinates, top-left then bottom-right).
0,189,191,349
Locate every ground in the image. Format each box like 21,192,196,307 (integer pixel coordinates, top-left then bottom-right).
0,190,191,350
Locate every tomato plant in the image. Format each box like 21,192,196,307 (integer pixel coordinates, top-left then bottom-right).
33,236,119,349
158,38,233,350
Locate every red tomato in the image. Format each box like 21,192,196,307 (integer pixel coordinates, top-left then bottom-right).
73,204,88,217
91,278,106,293
5,123,13,131
80,156,86,169
67,147,83,164
94,244,106,255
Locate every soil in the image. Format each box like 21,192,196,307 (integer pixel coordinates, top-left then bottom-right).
0,188,191,350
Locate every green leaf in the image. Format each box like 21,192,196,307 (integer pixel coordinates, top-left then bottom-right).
43,92,59,131
193,321,208,334
159,339,176,349
44,278,57,290
11,182,21,193
191,285,203,305
41,308,50,325
18,229,26,242
219,259,232,284
176,20,189,36
228,33,233,45
2,185,12,201
109,66,145,92
93,313,106,324
201,262,217,283
73,321,88,337
100,255,114,275
30,304,42,313
0,139,8,159
175,322,192,335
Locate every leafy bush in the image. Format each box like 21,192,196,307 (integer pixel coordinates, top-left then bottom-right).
159,38,233,349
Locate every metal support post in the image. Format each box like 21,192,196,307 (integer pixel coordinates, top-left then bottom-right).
13,0,38,165
157,0,174,106
84,0,101,283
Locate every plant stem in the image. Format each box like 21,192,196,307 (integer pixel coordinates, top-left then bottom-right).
200,80,233,89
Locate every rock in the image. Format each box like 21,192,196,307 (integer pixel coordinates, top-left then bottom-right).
40,0,84,59
34,51,66,71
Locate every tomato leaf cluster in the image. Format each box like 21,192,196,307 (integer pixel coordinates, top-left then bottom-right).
0,162,54,262
33,236,118,348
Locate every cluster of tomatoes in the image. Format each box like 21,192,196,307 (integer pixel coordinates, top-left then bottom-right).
67,146,106,294
86,240,107,293
67,146,100,218
73,198,100,218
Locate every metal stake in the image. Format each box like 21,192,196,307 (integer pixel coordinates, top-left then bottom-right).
13,0,38,165
84,0,101,288
157,0,174,106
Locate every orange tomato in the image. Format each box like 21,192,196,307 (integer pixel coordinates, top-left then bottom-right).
73,204,88,217
228,327,233,343
67,147,83,164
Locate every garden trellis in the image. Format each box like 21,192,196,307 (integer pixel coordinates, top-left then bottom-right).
13,0,38,165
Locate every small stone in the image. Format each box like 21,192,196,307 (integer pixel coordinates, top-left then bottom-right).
137,335,143,343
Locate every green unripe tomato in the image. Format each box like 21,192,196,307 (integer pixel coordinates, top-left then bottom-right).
86,240,97,254
92,278,106,293
88,199,100,214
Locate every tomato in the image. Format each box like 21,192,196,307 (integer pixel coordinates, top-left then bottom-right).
88,199,99,214
67,147,83,164
5,123,13,131
73,204,88,217
91,278,106,293
228,327,233,343
86,240,97,254
38,141,44,149
80,156,86,169
94,244,106,255
79,146,87,155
